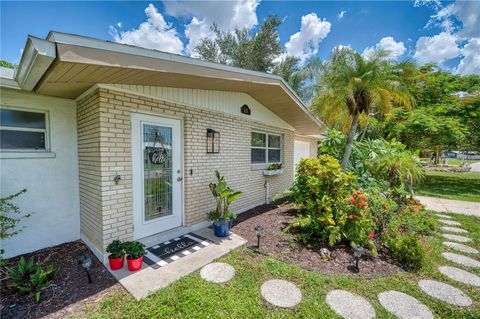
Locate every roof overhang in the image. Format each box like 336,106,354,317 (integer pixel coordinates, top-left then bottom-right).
3,32,324,135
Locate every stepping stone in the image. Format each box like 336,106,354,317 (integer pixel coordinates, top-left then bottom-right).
438,219,461,226
260,279,302,308
439,266,480,287
378,291,433,319
441,226,468,234
441,252,480,268
436,213,453,219
443,242,479,254
200,262,235,283
418,279,472,307
442,234,472,243
326,290,375,319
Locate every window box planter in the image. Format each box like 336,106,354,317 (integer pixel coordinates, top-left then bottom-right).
263,169,283,176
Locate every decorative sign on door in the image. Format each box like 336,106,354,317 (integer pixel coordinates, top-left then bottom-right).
147,132,168,165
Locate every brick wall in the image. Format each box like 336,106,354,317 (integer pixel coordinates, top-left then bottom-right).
77,87,295,255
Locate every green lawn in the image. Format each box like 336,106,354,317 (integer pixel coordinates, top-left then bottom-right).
415,170,480,202
81,212,480,319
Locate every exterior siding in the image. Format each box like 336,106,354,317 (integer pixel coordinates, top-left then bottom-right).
77,87,295,257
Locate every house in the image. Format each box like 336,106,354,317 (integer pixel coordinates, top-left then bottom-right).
0,32,323,262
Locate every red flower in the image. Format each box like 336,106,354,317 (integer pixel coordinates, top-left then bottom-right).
413,206,419,213
359,194,367,200
348,214,357,219
368,231,375,239
363,202,369,208
350,196,356,204
357,203,363,208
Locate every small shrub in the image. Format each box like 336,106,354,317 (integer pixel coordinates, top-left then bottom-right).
289,155,355,245
366,190,397,236
386,233,425,271
7,256,56,302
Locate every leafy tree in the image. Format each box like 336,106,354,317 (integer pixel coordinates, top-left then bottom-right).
312,47,416,170
195,15,283,72
0,60,15,69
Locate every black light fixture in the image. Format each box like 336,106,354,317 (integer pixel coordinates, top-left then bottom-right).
255,224,264,248
206,128,220,154
79,254,93,283
352,246,365,272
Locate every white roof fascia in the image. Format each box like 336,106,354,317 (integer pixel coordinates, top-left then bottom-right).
0,77,20,90
47,31,324,129
15,36,56,91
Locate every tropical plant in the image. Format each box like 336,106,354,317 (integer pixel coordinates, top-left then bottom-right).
0,189,31,257
7,256,56,302
123,241,146,260
343,190,377,252
312,47,416,170
106,240,125,259
207,171,243,223
289,155,355,245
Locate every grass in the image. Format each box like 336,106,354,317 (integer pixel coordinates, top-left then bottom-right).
415,170,480,202
82,212,480,319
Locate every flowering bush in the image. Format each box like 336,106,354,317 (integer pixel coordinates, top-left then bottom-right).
405,195,424,213
344,190,377,252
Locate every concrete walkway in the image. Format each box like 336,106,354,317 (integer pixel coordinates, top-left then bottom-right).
470,161,480,172
416,196,480,217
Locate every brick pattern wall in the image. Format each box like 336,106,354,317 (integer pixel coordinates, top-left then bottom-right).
77,87,295,254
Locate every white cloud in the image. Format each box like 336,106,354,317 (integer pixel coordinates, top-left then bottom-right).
109,4,184,54
283,13,331,62
413,32,460,65
456,38,480,75
362,36,406,60
433,1,480,39
338,10,346,20
116,22,123,28
164,0,260,56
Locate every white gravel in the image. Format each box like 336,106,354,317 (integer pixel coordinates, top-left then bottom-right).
418,279,472,307
378,291,433,319
200,262,235,283
441,252,480,268
443,242,479,254
439,266,480,287
442,234,472,243
260,279,302,308
326,290,375,319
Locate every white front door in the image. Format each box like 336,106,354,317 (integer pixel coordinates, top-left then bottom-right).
131,113,183,239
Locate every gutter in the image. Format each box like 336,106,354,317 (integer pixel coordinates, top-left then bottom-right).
0,36,56,91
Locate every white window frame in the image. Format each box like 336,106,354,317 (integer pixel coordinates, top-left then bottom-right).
0,106,50,152
251,131,283,164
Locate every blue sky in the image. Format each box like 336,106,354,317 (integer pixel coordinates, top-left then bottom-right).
1,1,479,74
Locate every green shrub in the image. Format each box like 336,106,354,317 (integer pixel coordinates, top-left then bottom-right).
289,155,355,245
7,256,56,302
124,241,146,260
343,190,377,252
386,233,425,271
365,190,398,236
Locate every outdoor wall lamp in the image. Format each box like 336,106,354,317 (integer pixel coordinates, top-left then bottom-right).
206,128,220,154
79,254,93,284
352,246,365,272
255,224,264,249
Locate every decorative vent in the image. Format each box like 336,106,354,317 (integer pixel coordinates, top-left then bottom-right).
241,104,251,115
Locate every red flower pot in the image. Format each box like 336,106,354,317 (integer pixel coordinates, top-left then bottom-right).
108,255,124,270
127,256,143,271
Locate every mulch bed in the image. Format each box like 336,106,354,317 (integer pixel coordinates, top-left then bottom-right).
0,240,123,319
231,200,403,278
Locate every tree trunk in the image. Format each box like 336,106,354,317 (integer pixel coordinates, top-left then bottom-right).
359,120,369,142
435,145,440,165
341,113,360,171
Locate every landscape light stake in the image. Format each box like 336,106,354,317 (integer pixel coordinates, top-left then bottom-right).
255,224,264,249
79,255,93,284
352,246,365,272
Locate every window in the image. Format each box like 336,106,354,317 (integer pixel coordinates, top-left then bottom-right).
0,108,48,151
251,131,282,164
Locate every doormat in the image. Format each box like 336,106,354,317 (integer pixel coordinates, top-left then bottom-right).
143,233,212,269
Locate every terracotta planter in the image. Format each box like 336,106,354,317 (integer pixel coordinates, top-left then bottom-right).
127,256,143,271
108,255,124,270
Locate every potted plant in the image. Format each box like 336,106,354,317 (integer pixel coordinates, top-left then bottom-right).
263,163,283,176
207,171,243,237
124,241,146,271
106,240,125,270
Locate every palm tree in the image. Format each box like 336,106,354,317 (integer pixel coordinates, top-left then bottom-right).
312,47,416,171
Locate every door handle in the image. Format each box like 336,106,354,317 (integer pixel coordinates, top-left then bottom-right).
177,177,183,182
